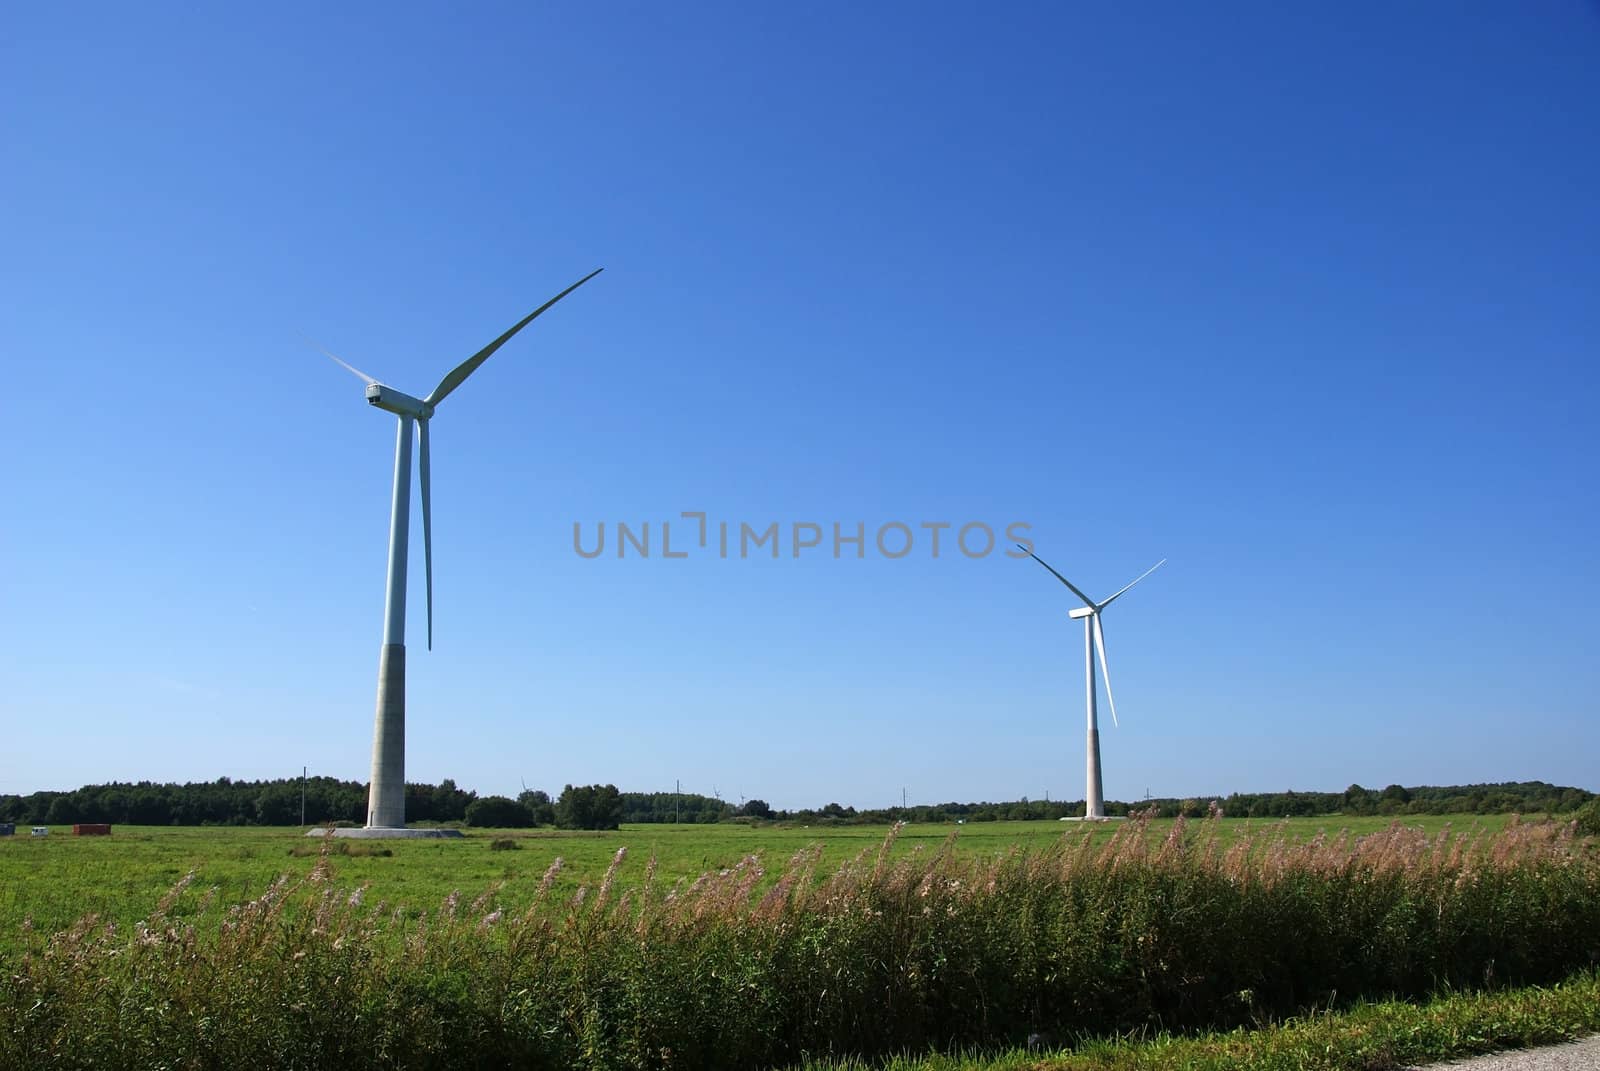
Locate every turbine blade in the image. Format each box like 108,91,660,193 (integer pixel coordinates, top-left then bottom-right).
425,268,604,406
1097,558,1167,610
1093,614,1118,728
301,334,378,385
419,417,433,651
1018,545,1097,610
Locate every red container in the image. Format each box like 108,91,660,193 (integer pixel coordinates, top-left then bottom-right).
72,823,112,836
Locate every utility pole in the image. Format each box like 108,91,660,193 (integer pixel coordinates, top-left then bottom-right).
300,766,307,828
901,786,907,810
675,779,680,826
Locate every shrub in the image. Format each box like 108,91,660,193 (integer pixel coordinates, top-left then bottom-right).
1573,798,1600,838
489,838,520,851
555,784,622,830
464,796,534,828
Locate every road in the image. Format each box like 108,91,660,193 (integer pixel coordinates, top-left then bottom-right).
1414,1036,1600,1070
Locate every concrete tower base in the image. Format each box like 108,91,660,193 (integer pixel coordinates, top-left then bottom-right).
366,643,408,828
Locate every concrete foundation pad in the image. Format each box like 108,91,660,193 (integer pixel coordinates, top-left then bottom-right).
1058,815,1128,823
305,827,466,839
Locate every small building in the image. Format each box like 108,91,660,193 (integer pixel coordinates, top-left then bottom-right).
31,827,48,837
72,823,112,836
0,823,14,836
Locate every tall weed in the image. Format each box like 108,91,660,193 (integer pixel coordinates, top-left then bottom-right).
4,815,1596,1069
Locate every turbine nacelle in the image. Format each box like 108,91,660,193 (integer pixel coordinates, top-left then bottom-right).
365,383,434,419
1068,606,1095,619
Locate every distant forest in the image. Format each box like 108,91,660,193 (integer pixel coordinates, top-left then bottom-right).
1,778,1592,829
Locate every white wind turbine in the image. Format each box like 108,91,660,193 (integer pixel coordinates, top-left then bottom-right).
319,269,602,834
1019,547,1165,820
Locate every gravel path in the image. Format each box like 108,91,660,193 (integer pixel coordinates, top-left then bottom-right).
1411,1036,1600,1070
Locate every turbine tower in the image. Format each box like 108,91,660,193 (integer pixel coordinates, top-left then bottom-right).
321,269,602,834
1019,547,1164,820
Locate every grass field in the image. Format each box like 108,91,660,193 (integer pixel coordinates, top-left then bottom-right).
3,812,1591,1070
0,813,1514,950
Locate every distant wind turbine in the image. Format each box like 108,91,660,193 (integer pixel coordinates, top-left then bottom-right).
1019,547,1165,820
321,269,603,833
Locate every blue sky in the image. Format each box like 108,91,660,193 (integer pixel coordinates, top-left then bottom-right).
3,3,1596,810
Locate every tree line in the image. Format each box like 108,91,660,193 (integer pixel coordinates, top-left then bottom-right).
0,777,478,828
776,781,1595,825
0,778,1590,829
0,778,630,832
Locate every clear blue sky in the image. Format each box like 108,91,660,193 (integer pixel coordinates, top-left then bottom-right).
3,3,1596,810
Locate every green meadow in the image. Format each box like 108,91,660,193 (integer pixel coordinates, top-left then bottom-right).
0,814,1512,951
12,812,1594,1071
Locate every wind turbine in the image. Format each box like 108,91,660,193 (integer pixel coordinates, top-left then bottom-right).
320,268,603,834
1019,547,1165,820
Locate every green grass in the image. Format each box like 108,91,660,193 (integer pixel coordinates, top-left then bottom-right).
0,815,1514,949
794,970,1600,1070
5,812,1591,1070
